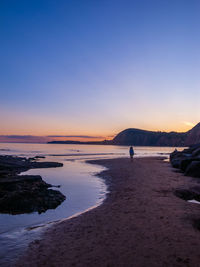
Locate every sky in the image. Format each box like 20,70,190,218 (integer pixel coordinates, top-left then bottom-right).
1,0,200,142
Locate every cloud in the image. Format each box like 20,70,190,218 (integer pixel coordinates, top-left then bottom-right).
47,135,103,139
182,121,195,127
0,134,105,143
0,135,47,143
2,135,38,139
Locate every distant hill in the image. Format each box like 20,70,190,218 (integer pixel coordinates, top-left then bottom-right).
112,123,200,146
48,123,200,147
112,129,186,146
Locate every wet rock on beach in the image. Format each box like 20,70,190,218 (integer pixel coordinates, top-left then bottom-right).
0,155,66,214
170,144,200,203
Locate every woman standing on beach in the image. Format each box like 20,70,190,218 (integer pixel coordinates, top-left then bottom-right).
129,146,134,161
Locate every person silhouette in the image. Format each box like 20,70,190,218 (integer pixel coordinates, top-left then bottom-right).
129,146,134,161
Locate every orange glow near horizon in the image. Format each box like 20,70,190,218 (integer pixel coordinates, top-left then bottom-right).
1,106,199,143
0,120,198,143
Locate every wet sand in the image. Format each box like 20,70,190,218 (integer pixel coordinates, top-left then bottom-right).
17,157,200,267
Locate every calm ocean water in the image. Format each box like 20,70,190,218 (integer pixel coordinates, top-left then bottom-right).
0,143,183,266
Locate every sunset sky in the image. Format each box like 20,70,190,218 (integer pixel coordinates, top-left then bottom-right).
1,0,200,142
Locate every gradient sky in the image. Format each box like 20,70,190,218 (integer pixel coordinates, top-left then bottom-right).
1,0,200,142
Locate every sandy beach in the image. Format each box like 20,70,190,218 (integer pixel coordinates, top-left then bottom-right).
16,157,200,267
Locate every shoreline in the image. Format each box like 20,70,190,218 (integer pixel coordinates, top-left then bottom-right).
0,156,107,267
17,157,200,266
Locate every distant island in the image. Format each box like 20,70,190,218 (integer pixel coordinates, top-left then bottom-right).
48,122,200,147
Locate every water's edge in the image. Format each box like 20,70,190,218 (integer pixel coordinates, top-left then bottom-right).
0,159,108,267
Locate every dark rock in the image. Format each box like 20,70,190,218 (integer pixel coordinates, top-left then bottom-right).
171,145,200,207
185,161,200,178
170,145,200,178
192,147,200,157
0,180,66,214
171,158,182,169
0,155,65,214
0,155,63,178
174,186,200,202
0,175,43,184
174,189,195,200
170,150,192,169
193,219,200,231
31,161,63,168
180,158,200,172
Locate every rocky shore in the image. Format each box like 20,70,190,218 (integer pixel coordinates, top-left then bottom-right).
0,155,66,214
170,144,200,203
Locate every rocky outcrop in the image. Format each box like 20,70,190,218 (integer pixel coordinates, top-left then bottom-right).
0,155,63,177
185,161,200,177
0,155,66,214
170,145,200,203
170,144,200,177
175,186,200,202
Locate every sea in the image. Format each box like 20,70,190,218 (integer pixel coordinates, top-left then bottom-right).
0,143,183,266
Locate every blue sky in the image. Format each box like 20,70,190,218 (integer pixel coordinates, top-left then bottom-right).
1,0,200,141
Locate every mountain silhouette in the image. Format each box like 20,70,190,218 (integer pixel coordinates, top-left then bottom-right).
48,123,200,147
112,123,200,146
